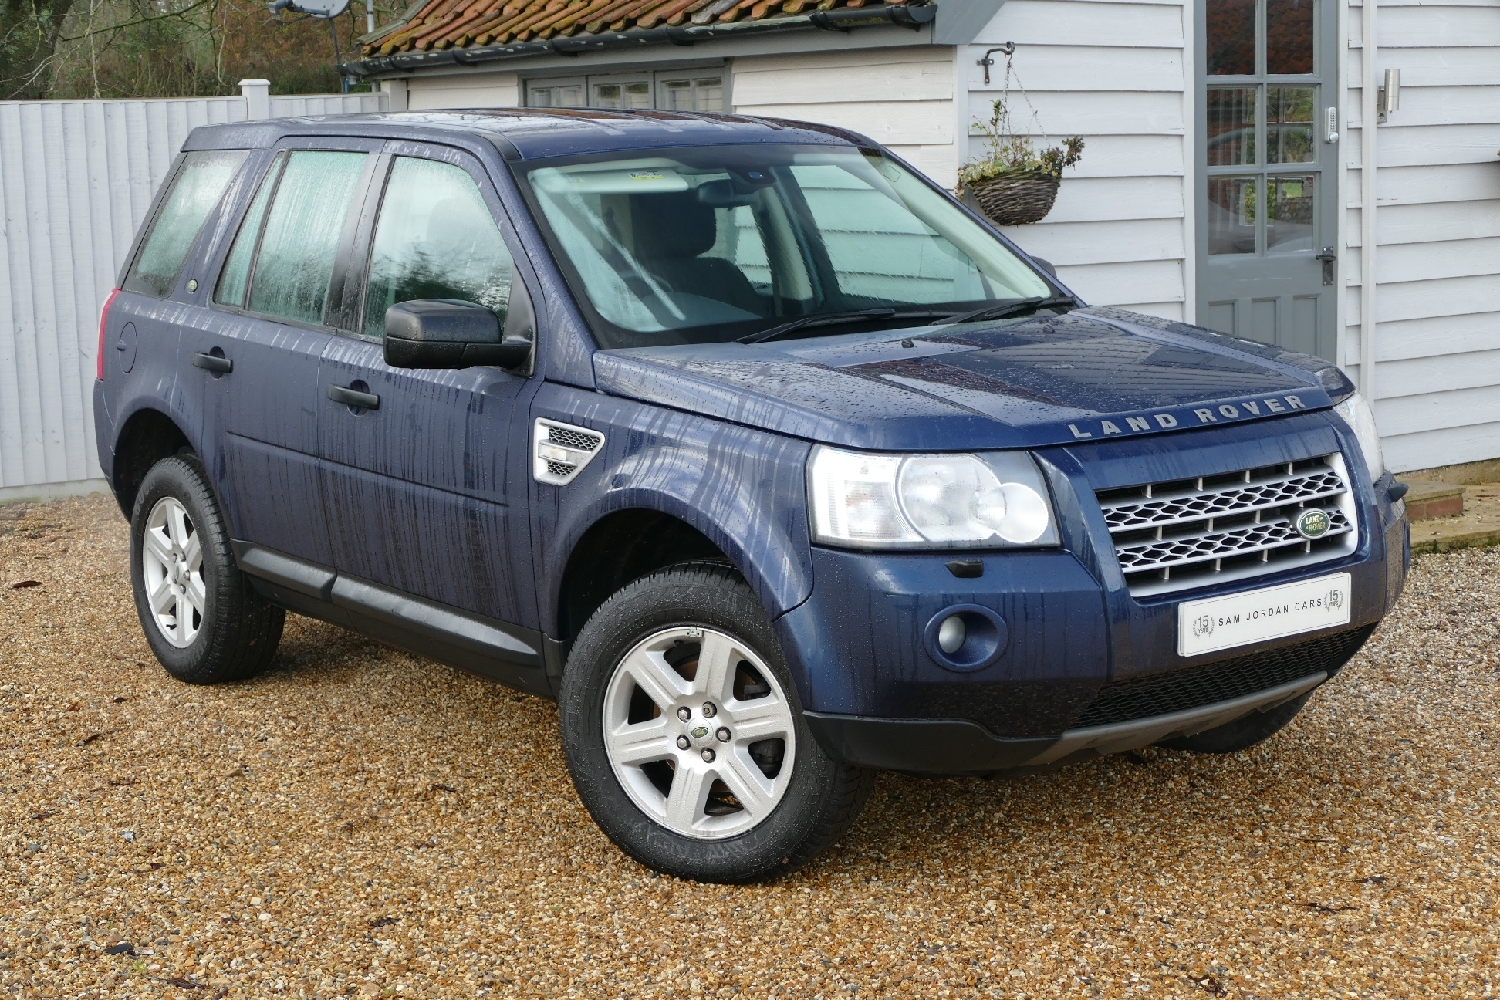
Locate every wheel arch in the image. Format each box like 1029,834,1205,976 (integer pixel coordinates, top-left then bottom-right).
550,492,813,645
110,406,194,520
554,507,731,643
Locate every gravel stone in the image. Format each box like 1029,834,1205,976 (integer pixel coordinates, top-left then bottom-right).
2,497,1497,998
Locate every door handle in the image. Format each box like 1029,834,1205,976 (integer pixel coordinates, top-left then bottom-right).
192,351,232,374
327,384,380,410
1315,248,1337,286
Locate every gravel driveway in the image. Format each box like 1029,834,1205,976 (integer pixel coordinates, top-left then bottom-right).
2,496,1497,999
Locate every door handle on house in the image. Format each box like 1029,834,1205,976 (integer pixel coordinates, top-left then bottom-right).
1315,248,1337,286
192,351,232,374
327,383,380,410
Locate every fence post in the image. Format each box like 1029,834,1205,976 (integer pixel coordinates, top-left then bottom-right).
240,79,271,120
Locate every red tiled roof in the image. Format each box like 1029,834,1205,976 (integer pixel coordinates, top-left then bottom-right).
363,0,918,59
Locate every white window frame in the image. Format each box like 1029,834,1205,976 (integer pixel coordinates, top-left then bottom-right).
525,77,586,108
523,66,729,112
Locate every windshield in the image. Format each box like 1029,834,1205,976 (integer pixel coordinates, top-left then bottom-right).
517,144,1054,349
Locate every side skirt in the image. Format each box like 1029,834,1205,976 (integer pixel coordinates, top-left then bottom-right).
232,540,554,699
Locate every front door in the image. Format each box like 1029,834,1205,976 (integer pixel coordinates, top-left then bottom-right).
315,144,539,629
1196,0,1339,360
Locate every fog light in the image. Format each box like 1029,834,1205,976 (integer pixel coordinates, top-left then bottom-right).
937,615,966,654
923,604,1009,672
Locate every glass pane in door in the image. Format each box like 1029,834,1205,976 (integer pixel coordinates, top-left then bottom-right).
1266,0,1315,74
1208,176,1258,255
1267,87,1315,163
1207,87,1257,166
1206,0,1256,75
1267,175,1315,252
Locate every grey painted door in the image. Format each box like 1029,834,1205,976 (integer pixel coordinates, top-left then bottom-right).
1196,0,1339,360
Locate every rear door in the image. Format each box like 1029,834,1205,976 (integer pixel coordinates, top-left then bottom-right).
201,139,378,565
313,141,541,628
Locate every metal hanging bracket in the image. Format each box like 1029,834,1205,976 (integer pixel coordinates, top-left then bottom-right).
977,42,1015,86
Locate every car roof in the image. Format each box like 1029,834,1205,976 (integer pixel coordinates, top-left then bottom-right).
183,108,872,161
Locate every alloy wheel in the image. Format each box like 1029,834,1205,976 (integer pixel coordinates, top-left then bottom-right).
141,496,205,648
602,626,796,840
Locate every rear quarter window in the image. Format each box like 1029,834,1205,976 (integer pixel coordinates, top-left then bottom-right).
123,150,247,298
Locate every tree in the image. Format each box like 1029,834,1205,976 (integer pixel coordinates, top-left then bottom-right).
3,0,375,99
1,0,79,98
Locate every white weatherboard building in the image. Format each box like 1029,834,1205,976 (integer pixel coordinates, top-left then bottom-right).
0,0,1496,497
359,0,1500,474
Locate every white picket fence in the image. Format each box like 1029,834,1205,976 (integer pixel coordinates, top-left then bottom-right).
0,83,386,500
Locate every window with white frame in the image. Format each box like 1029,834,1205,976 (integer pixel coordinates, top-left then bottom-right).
525,69,725,112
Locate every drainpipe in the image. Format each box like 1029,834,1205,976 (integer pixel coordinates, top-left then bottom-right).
1359,0,1377,401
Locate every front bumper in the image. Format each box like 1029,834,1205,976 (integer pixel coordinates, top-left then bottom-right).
808,674,1322,776
777,411,1408,773
805,624,1373,775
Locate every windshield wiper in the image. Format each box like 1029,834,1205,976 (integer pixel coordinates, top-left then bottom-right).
737,308,898,345
942,296,1078,326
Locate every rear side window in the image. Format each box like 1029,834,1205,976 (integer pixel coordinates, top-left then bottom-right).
361,157,513,340
124,150,247,298
215,150,367,326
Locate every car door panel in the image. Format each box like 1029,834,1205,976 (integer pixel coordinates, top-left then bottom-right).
200,141,378,567
314,143,541,630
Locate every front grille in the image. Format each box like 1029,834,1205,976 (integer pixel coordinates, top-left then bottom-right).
1073,623,1375,730
1096,454,1358,597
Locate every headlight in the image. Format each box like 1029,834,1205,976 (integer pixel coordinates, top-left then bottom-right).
1334,391,1384,481
808,446,1059,549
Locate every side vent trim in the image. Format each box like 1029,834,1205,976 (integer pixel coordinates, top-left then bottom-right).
533,417,605,486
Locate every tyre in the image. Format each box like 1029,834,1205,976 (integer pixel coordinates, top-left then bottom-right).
559,564,873,883
1156,690,1314,754
129,454,284,684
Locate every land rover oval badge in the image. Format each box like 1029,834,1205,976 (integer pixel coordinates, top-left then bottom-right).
1295,508,1332,540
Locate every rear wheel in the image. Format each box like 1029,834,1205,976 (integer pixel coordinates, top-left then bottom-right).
559,564,872,883
129,455,284,684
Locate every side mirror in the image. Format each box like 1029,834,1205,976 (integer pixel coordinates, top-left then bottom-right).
384,295,533,370
1030,256,1058,278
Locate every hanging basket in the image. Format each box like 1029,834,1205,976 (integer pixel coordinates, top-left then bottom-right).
966,169,1061,226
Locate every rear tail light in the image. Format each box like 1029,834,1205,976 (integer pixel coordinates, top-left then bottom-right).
97,288,120,380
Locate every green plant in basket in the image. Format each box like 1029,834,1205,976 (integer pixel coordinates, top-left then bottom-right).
959,97,1084,226
959,97,1084,188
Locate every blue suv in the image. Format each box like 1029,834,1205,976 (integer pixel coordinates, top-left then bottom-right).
94,110,1408,882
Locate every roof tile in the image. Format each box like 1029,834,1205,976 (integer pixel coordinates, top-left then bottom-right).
363,0,914,56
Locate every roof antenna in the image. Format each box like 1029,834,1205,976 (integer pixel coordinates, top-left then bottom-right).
269,0,354,93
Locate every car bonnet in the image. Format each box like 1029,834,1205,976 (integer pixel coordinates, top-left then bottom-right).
590,306,1336,452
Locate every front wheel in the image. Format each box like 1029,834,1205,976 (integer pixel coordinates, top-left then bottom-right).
559,564,872,883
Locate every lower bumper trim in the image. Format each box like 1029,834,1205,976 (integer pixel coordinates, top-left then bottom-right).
805,671,1327,776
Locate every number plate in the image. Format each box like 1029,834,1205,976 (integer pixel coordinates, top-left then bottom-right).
1177,573,1352,657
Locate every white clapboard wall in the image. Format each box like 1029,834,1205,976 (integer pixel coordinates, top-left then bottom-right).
0,89,385,499
731,45,962,193
969,0,1191,323
1345,0,1500,473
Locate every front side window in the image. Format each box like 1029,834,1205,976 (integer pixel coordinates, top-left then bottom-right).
361,157,514,340
124,150,247,298
215,150,367,326
519,144,1051,349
